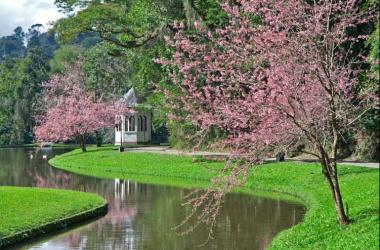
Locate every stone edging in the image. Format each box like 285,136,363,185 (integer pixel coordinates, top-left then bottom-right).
0,202,108,249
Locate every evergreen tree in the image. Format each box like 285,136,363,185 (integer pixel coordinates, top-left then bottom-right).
13,48,50,143
0,27,26,61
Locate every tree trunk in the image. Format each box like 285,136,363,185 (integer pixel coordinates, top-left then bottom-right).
321,154,349,225
77,134,87,152
95,131,102,147
182,0,203,28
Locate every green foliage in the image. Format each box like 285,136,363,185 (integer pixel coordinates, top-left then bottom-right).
354,131,379,161
0,23,68,145
51,147,379,249
367,22,379,79
194,0,227,28
0,48,50,145
124,0,163,33
0,59,18,144
167,120,197,149
354,17,380,161
83,42,130,99
55,3,128,43
13,48,50,144
125,44,165,94
0,27,26,61
54,1,168,48
27,25,58,58
50,45,83,74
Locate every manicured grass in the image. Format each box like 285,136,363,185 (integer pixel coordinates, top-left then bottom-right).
249,163,379,249
51,147,219,180
0,187,106,247
50,147,379,249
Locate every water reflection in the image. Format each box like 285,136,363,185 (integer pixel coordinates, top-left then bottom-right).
0,148,306,250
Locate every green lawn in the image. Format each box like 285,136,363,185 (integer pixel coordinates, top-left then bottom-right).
0,187,106,247
50,147,379,249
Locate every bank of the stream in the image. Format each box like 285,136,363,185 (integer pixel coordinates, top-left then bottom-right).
0,187,107,249
50,147,379,249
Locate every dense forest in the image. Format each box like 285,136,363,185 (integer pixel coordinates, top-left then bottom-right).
0,0,378,160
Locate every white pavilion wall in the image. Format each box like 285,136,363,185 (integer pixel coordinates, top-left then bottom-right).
115,112,152,145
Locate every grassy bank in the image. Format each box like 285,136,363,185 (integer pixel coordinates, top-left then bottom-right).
50,147,379,249
0,187,107,248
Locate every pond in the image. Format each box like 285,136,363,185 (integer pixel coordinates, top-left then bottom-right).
0,148,305,250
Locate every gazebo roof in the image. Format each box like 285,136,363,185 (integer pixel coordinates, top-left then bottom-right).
120,88,139,107
119,88,152,109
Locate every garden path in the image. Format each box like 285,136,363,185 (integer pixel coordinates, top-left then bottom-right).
124,146,379,169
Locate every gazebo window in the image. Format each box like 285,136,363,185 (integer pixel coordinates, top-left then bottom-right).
128,116,135,131
138,116,143,131
115,122,122,132
142,115,147,132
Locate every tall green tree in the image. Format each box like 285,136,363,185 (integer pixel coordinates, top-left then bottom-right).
0,59,19,144
0,27,26,61
83,42,131,99
27,24,58,58
12,48,50,143
50,45,83,73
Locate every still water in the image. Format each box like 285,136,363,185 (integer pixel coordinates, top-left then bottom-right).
0,148,305,250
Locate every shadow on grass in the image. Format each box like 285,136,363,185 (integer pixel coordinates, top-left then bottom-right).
351,208,380,222
338,167,378,176
60,147,116,157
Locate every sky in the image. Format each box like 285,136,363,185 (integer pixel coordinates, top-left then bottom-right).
0,0,65,37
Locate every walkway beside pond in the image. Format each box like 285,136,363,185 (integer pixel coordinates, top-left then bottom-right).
124,146,379,169
124,146,229,156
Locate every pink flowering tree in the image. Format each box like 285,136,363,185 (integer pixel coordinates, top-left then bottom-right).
157,0,376,228
35,61,125,152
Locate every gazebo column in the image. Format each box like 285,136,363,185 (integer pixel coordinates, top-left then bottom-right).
134,114,138,133
119,115,125,152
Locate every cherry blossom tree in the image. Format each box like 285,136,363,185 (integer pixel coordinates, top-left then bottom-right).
35,61,124,152
157,0,377,228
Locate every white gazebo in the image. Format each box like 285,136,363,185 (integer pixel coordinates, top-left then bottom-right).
115,88,152,145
